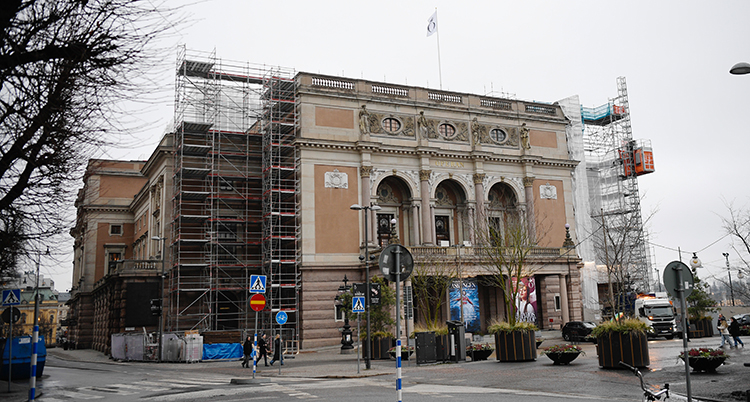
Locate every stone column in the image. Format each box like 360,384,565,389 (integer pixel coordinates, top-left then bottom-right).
560,274,570,324
419,169,433,245
360,166,376,245
523,176,536,242
473,173,486,220
411,202,420,246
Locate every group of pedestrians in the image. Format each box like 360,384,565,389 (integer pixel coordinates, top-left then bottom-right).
718,314,745,348
242,333,284,368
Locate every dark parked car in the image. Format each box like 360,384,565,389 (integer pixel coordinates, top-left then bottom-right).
562,321,597,342
732,313,750,326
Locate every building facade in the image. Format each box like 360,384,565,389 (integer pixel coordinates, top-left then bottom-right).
68,51,584,352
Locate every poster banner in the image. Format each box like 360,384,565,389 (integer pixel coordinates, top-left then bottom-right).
449,278,480,332
512,277,537,324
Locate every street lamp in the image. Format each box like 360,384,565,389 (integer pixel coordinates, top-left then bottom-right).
730,62,750,75
338,275,354,351
722,252,735,307
349,203,381,369
152,236,167,362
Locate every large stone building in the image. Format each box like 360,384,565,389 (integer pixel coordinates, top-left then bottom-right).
67,50,583,353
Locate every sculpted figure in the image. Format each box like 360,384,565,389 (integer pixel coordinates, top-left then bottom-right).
520,122,530,150
359,105,371,134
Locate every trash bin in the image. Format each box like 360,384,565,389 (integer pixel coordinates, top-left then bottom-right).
446,320,466,361
415,331,436,364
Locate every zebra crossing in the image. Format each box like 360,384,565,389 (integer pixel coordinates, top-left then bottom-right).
40,376,230,401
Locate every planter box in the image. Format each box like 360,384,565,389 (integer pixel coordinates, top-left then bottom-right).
494,330,536,362
415,332,436,365
362,337,394,360
690,318,713,338
435,334,450,362
467,349,493,361
596,332,649,368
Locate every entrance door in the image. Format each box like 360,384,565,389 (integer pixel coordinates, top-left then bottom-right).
435,215,450,245
377,213,395,248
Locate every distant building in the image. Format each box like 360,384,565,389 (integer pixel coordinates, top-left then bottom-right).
1,272,59,346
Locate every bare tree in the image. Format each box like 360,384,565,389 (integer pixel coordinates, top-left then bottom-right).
411,252,458,330
720,200,750,276
0,0,178,277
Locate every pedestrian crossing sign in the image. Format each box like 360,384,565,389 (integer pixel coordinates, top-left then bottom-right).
2,289,21,306
352,296,365,313
249,275,267,293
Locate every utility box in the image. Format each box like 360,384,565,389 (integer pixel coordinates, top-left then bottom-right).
415,331,436,364
446,320,466,362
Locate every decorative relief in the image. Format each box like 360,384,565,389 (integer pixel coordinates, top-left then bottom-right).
325,169,348,189
540,182,557,200
473,173,485,184
377,183,399,204
417,111,438,139
471,118,520,147
370,168,387,191
419,169,431,181
522,176,535,187
510,177,524,190
368,112,415,137
435,187,454,206
444,121,469,142
360,165,373,178
456,173,475,195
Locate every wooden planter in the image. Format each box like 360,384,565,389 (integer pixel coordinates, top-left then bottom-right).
435,334,450,362
363,337,394,360
494,330,536,362
545,351,581,365
415,332,436,365
596,331,649,368
690,318,713,338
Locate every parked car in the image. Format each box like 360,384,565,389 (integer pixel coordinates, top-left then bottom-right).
562,321,597,342
732,313,750,326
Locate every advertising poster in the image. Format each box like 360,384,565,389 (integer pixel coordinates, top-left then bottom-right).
512,276,537,324
449,278,480,332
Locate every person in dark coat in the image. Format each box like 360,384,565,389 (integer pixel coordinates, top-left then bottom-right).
257,333,269,366
729,317,745,348
242,336,253,368
269,334,284,366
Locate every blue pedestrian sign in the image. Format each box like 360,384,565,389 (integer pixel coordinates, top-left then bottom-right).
2,289,21,306
275,311,288,325
249,275,267,293
352,296,365,313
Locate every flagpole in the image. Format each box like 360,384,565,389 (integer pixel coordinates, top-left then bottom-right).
435,9,443,90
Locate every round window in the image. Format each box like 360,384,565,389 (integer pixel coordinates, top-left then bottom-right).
490,128,507,143
382,118,401,133
439,123,456,138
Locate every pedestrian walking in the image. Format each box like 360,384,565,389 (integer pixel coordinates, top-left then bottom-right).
242,336,254,368
718,315,733,348
729,317,744,348
269,334,284,366
257,333,269,366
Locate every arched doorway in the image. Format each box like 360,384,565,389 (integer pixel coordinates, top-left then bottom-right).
375,176,414,247
433,180,468,246
486,182,520,243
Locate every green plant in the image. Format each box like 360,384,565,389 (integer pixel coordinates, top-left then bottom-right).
388,345,414,354
590,318,650,338
360,330,393,340
685,267,718,320
487,319,538,334
540,344,585,355
679,347,728,360
411,323,449,338
360,276,395,339
466,343,494,352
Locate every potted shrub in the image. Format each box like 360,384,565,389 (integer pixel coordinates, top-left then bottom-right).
412,323,449,364
686,266,718,338
489,320,538,362
592,318,650,368
679,347,728,373
540,344,585,365
361,276,396,360
466,343,494,361
361,330,394,360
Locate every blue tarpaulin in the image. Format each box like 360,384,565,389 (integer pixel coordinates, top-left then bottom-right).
202,342,242,360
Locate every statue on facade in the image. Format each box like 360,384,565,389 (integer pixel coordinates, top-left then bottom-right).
359,105,371,134
520,122,530,150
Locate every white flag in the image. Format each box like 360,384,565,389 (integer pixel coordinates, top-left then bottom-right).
426,11,438,37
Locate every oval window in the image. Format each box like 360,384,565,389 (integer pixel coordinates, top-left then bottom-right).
439,123,456,138
382,118,401,133
490,128,507,143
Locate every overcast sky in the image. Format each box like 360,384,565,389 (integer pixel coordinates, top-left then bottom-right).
42,1,750,293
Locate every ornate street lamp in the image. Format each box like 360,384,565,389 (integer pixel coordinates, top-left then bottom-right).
338,275,354,351
350,203,381,369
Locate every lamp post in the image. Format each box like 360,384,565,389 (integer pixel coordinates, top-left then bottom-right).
29,247,49,400
722,252,735,307
338,275,354,351
152,236,167,362
453,243,465,327
350,203,381,369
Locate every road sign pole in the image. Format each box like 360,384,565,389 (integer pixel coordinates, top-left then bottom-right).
253,311,258,379
7,318,11,392
357,312,361,374
675,264,693,402
394,247,402,402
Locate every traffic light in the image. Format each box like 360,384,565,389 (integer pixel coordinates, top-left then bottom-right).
150,298,162,316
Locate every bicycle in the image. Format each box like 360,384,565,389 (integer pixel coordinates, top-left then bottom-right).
619,361,670,401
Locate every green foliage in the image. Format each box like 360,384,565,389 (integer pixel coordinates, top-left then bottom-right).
411,323,449,337
686,267,718,320
364,276,395,337
590,318,650,338
411,255,457,330
487,319,538,334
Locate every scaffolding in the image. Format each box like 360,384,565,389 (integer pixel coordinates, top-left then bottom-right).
170,47,299,341
582,77,653,293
